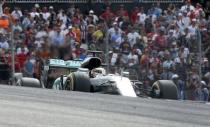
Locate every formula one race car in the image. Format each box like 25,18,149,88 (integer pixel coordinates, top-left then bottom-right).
52,57,178,100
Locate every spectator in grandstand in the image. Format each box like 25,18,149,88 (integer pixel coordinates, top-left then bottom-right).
146,64,156,83
201,81,209,102
187,67,200,100
109,22,123,48
22,12,31,30
127,48,139,68
0,33,9,50
100,6,114,22
195,80,209,102
92,24,104,50
160,66,174,80
89,10,99,25
160,51,175,80
133,36,145,52
36,44,50,60
48,6,56,28
204,72,210,88
154,28,167,51
130,6,139,24
194,3,205,18
207,7,210,22
144,15,154,33
57,9,68,27
41,6,51,21
33,57,42,79
153,2,162,18
181,0,195,12
176,13,185,33
179,46,190,64
30,7,39,19
119,36,131,54
12,19,22,32
172,74,185,100
201,58,209,75
174,56,187,80
127,26,141,48
35,26,47,40
34,37,44,50
166,29,178,47
169,41,179,60
50,26,66,59
137,7,147,26
205,44,210,66
66,25,76,47
72,42,81,59
188,19,197,35
0,0,5,17
115,4,129,21
23,55,34,77
72,24,81,43
118,36,131,67
11,7,23,21
3,6,12,20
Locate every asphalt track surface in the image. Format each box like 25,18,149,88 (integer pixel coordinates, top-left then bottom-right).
0,85,210,127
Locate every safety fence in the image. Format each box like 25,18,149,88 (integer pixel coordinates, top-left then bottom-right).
93,0,184,3
4,0,184,3
141,0,184,3
92,0,134,3
5,0,86,3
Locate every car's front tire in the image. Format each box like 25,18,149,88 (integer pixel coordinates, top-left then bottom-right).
152,80,178,100
66,72,91,92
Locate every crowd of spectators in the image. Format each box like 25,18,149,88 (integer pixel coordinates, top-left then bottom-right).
0,0,209,101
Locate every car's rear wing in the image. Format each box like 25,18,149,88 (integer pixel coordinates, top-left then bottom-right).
47,59,82,69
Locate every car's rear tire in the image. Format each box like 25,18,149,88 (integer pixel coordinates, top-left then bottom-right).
17,77,41,88
152,80,178,100
66,72,91,92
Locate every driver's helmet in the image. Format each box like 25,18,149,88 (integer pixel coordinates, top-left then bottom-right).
92,67,106,76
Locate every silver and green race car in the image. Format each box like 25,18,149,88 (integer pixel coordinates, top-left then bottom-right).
16,56,178,100
52,57,178,100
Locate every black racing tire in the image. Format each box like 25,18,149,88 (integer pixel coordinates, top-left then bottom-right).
18,77,41,88
66,72,91,92
152,80,178,100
